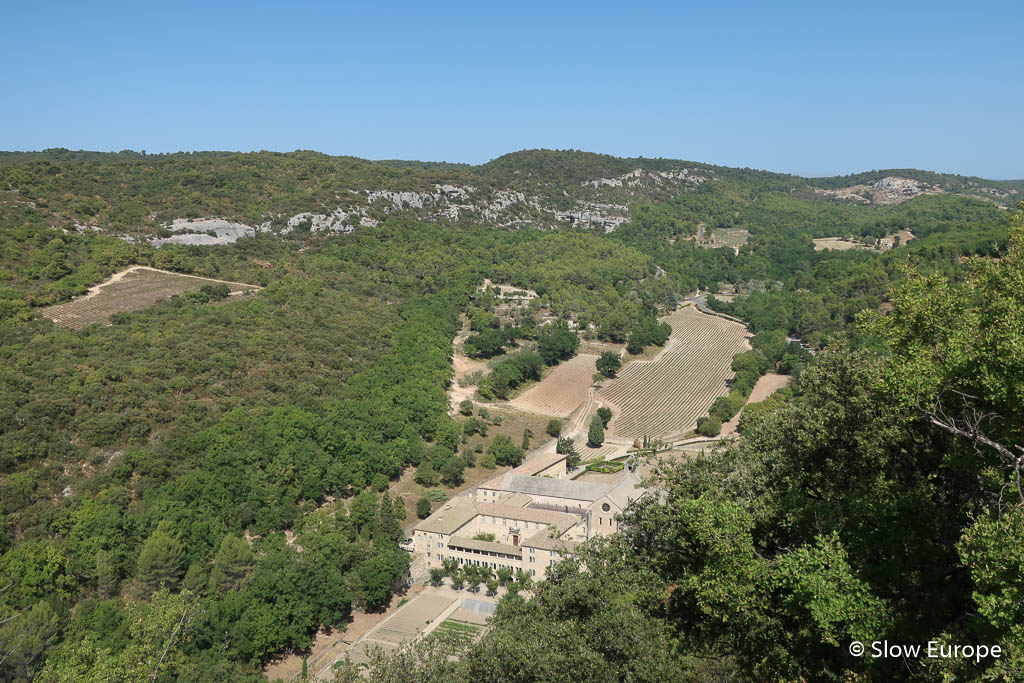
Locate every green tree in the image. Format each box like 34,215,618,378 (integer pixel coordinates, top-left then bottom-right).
210,535,253,592
536,319,579,365
429,567,446,587
596,406,612,428
458,399,474,416
0,600,62,681
95,549,118,598
440,457,466,488
596,351,622,378
349,489,378,536
696,415,722,437
40,590,196,682
546,419,563,438
557,437,581,469
587,414,605,447
417,497,432,519
415,459,439,487
375,493,403,544
136,528,186,594
487,435,524,467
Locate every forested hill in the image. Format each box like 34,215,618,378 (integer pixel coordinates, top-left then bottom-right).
0,148,1017,244
0,147,1021,680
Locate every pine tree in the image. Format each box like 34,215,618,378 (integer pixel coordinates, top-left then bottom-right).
349,488,378,536
136,528,186,594
95,549,118,598
375,493,402,543
210,535,252,592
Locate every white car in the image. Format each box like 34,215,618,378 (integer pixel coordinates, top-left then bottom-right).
399,538,415,552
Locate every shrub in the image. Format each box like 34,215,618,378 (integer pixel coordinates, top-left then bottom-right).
696,415,722,437
585,461,624,474
546,419,563,438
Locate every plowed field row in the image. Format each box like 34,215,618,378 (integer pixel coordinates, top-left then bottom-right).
508,354,598,417
599,308,749,439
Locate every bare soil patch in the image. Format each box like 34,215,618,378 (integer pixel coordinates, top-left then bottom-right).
40,266,259,329
448,318,491,410
508,354,599,418
719,373,792,436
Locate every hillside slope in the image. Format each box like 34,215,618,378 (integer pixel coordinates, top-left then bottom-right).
1,149,1016,248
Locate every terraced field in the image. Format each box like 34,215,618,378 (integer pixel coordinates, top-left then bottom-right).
508,353,598,417
40,266,260,329
599,307,749,440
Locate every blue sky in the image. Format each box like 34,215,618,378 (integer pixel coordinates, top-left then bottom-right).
1,1,1021,178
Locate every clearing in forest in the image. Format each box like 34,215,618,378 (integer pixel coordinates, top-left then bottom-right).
40,266,260,329
598,306,749,440
719,372,792,436
813,237,865,251
507,353,599,417
814,231,913,252
703,227,749,249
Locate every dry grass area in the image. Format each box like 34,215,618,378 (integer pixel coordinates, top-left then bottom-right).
705,227,749,249
814,231,914,252
813,237,864,251
40,266,259,329
747,372,791,403
719,373,792,436
508,354,599,417
578,340,624,356
598,307,749,440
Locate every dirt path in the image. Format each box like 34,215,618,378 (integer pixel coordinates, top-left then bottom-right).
447,321,490,411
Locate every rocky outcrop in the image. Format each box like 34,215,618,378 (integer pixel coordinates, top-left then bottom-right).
582,167,708,189
147,166,718,246
150,218,261,246
871,176,933,204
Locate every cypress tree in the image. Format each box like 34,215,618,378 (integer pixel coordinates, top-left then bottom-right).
588,414,605,447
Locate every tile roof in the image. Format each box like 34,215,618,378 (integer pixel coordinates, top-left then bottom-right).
413,497,477,535
602,473,650,510
522,531,580,552
475,501,578,527
498,473,612,501
513,451,566,476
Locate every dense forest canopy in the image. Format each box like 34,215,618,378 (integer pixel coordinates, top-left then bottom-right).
0,148,1020,680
